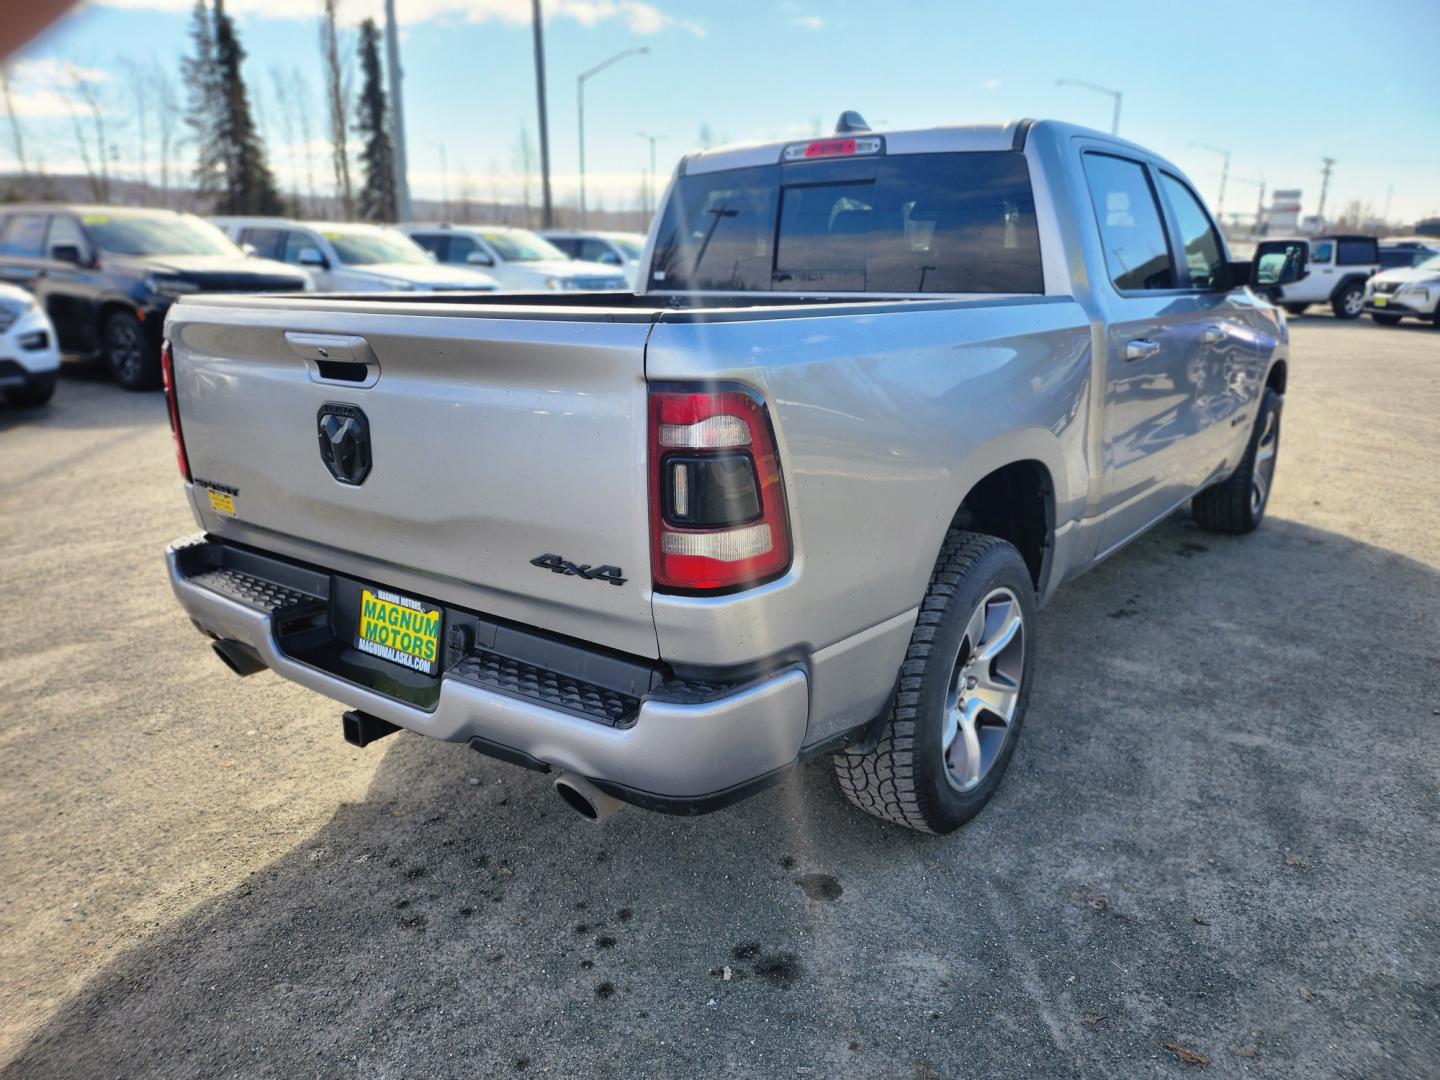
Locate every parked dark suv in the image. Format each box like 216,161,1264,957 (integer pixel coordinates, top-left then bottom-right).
0,205,308,389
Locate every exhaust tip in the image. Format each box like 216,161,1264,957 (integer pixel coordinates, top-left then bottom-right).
212,639,266,677
553,772,626,823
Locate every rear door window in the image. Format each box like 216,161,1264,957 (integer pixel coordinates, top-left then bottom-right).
1337,238,1377,265
649,150,1042,293
0,213,50,257
1081,153,1175,291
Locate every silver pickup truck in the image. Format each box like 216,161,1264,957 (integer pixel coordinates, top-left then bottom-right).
163,118,1307,833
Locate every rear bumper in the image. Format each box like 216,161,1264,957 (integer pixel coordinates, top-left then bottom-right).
166,536,809,810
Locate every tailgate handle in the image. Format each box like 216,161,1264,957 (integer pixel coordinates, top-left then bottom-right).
285,332,381,389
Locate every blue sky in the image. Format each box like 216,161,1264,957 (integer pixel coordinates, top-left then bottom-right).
5,0,1439,222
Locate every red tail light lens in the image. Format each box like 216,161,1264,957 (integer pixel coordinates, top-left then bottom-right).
648,385,792,593
160,339,191,481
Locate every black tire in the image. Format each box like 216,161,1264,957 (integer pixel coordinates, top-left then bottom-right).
4,371,57,408
1283,304,1308,316
833,532,1036,834
1370,313,1402,326
104,310,160,390
1331,282,1365,320
1193,387,1282,534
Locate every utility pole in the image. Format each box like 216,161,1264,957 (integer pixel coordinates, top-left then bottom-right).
1055,78,1121,135
1189,142,1231,220
432,141,449,220
1383,184,1394,224
1317,157,1336,223
384,0,412,222
636,130,663,216
577,47,649,226
530,0,554,228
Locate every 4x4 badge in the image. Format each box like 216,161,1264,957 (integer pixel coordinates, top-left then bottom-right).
530,553,626,586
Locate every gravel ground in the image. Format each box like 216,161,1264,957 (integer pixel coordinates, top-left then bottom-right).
1,317,1436,1079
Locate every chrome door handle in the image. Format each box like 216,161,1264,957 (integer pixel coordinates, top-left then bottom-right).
1201,324,1225,344
1124,339,1161,361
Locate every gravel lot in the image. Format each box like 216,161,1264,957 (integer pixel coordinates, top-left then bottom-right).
1,317,1436,1079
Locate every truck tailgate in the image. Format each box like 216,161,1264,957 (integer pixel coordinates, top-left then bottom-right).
168,301,658,658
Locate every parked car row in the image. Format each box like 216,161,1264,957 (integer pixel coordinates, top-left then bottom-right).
0,203,645,395
1269,232,1440,327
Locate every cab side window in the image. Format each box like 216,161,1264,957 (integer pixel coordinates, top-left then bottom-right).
1159,174,1226,289
0,213,50,257
443,235,482,264
1081,153,1175,291
580,238,618,263
240,228,285,260
282,231,319,264
1310,241,1334,264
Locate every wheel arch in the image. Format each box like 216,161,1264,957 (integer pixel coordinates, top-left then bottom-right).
1328,273,1370,304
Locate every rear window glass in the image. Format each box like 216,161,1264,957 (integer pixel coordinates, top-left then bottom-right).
649,151,1043,294
0,213,49,257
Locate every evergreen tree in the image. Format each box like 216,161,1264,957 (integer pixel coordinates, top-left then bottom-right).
354,18,397,223
182,0,224,200
210,0,283,214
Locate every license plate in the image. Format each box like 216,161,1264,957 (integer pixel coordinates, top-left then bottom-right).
355,588,442,676
1373,296,1388,306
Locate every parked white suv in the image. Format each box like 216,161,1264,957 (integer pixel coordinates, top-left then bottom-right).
401,225,629,292
540,229,646,287
0,282,60,407
1272,234,1380,319
211,218,498,292
1364,253,1440,326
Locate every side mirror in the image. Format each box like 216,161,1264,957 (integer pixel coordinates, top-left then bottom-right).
240,242,257,256
466,250,494,267
597,250,622,266
1249,239,1310,288
297,247,328,268
50,244,85,266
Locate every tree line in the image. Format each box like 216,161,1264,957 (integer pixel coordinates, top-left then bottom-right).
183,0,396,220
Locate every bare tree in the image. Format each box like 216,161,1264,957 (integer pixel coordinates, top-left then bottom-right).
1,65,28,176
321,0,353,218
119,59,150,198
512,125,535,228
269,64,300,212
152,65,179,207
456,165,474,223
66,66,110,202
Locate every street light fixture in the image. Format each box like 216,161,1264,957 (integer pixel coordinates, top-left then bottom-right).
1055,78,1122,136
1189,142,1232,221
636,130,665,217
578,46,649,227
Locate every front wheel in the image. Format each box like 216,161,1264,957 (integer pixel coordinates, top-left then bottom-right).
104,310,160,390
1370,313,1402,326
1193,387,1282,534
1332,283,1365,320
833,532,1035,834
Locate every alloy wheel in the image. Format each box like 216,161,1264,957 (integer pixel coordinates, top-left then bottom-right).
941,587,1025,793
1251,407,1280,516
108,320,143,384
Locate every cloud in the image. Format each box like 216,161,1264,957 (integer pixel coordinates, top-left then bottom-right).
982,79,1000,92
790,14,823,30
90,0,680,34
1,58,112,119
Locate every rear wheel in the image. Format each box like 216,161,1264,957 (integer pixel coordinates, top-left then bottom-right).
104,310,159,390
1370,313,1402,326
833,532,1035,834
4,371,56,408
1193,387,1281,534
1332,282,1365,320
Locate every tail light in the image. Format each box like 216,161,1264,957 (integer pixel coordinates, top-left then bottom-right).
648,385,792,593
160,339,191,481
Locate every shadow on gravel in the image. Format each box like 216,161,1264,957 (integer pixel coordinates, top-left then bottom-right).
5,516,1438,1079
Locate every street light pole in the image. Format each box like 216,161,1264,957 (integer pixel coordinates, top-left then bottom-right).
431,141,449,220
1055,78,1122,135
1189,142,1231,220
530,0,554,228
577,46,649,227
636,130,663,216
